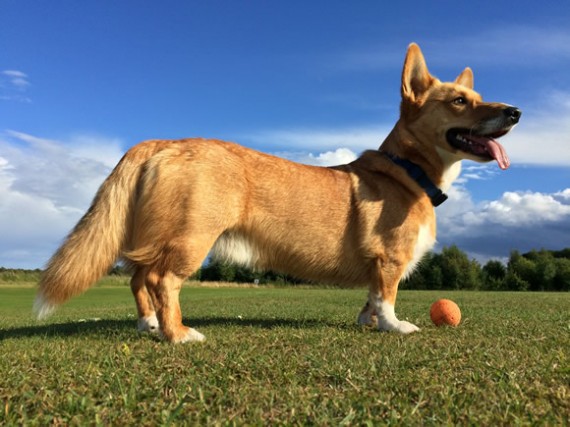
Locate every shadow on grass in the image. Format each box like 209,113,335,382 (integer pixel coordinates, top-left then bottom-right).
0,319,135,340
0,316,353,341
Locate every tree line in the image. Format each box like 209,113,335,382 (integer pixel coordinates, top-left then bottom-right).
194,246,570,291
401,246,570,292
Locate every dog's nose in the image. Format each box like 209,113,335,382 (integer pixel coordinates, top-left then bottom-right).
504,106,522,124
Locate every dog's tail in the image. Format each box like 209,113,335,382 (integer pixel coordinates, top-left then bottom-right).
34,141,159,319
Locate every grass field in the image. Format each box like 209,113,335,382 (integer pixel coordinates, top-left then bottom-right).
0,279,568,425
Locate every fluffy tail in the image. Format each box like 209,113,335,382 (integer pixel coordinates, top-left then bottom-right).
34,142,156,319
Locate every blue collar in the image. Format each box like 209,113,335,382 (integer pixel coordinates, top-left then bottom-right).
383,152,448,207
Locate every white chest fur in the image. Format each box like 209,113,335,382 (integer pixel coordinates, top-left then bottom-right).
403,223,435,279
435,146,462,192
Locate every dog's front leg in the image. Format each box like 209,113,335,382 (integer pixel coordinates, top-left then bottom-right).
358,263,419,334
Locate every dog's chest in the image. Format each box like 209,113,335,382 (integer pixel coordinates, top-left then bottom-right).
403,223,435,278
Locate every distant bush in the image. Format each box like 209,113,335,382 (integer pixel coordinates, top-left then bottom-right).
0,267,42,282
198,261,304,286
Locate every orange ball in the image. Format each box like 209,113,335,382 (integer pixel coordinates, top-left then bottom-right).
430,299,461,327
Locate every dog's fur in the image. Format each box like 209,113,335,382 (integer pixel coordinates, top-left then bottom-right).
35,44,520,343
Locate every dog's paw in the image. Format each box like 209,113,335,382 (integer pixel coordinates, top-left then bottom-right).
159,326,206,344
395,320,420,334
178,328,206,343
357,301,379,327
137,314,160,334
357,310,378,327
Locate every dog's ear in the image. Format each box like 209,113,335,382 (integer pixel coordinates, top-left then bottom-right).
455,67,474,89
401,43,435,103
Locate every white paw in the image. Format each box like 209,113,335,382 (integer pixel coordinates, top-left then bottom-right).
179,328,206,343
378,318,420,334
373,300,420,334
137,314,160,334
395,320,420,334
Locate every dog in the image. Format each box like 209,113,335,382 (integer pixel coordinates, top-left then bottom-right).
34,43,521,343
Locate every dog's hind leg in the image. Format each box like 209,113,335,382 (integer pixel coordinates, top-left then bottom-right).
144,268,205,343
139,237,217,343
358,261,419,334
131,266,160,334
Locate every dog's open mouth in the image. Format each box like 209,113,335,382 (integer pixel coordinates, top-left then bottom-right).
446,129,510,170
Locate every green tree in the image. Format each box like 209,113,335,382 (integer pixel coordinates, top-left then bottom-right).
438,245,482,290
533,252,557,291
504,271,529,291
506,251,532,291
482,260,507,290
200,261,237,282
553,258,570,291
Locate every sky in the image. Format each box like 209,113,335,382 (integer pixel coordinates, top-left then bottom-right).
1,1,569,269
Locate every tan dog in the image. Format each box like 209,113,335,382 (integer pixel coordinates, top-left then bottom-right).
35,44,521,343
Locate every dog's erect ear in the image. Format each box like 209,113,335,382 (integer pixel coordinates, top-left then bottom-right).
401,43,435,103
455,67,474,89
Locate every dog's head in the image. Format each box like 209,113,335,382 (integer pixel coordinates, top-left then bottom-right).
399,43,521,170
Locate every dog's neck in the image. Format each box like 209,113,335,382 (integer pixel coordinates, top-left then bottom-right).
434,147,462,191
382,152,449,206
379,125,462,196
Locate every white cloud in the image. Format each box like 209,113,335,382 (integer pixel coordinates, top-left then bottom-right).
307,148,357,166
476,191,570,225
2,70,30,89
554,188,570,202
276,147,357,167
243,125,391,168
1,70,32,102
0,131,124,268
244,125,391,153
455,165,500,184
437,188,570,259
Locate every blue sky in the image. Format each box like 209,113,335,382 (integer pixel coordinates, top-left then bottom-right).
1,1,569,269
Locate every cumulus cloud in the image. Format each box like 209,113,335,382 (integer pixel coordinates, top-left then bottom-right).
437,188,570,260
474,191,570,225
276,147,357,166
0,131,124,268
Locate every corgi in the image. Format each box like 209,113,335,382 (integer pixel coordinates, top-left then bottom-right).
35,43,520,342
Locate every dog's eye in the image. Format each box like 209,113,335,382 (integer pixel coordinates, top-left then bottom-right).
453,96,466,105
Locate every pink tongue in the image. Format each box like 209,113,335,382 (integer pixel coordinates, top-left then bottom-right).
471,135,510,170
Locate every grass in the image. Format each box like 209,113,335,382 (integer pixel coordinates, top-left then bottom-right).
0,279,568,425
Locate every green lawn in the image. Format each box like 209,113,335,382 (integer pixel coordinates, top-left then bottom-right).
1,281,568,425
